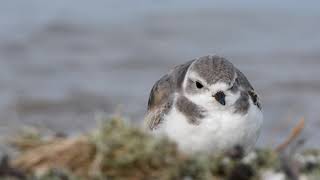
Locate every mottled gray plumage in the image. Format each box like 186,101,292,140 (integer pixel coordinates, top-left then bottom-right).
145,55,261,130
234,91,250,114
147,60,194,111
176,95,206,125
145,60,194,129
234,69,262,113
190,55,236,85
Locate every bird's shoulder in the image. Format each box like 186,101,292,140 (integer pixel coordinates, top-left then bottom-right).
145,60,194,130
235,69,262,110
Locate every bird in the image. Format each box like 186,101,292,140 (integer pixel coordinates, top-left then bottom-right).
144,55,263,154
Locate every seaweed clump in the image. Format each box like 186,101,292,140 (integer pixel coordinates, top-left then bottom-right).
0,117,319,180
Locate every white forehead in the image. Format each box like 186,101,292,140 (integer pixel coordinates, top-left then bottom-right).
184,71,232,93
210,82,230,92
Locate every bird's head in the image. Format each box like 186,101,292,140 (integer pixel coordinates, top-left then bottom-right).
182,56,241,111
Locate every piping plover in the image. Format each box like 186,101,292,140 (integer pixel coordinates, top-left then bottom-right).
145,55,263,154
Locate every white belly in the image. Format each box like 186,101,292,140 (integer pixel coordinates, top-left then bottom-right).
154,103,263,154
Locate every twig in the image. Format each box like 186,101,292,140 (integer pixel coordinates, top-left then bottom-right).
275,118,305,153
275,118,305,180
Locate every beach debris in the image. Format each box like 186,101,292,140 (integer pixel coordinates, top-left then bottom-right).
0,117,318,179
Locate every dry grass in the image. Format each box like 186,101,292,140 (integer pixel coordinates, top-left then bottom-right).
0,117,319,180
11,137,95,177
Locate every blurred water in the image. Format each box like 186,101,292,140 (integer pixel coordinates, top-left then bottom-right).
0,0,320,148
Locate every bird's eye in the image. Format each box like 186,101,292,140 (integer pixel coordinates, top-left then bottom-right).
196,81,204,89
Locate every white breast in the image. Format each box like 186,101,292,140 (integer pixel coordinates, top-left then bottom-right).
154,101,263,154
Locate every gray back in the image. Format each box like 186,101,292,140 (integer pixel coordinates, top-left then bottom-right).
147,60,194,111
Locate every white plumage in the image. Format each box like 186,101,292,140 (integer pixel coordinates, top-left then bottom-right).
156,93,263,154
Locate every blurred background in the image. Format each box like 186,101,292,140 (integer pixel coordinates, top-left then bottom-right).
0,0,319,148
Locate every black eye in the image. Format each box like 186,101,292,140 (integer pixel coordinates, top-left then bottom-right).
196,81,204,89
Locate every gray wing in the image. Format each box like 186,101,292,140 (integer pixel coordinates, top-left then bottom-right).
144,60,194,130
236,69,262,109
